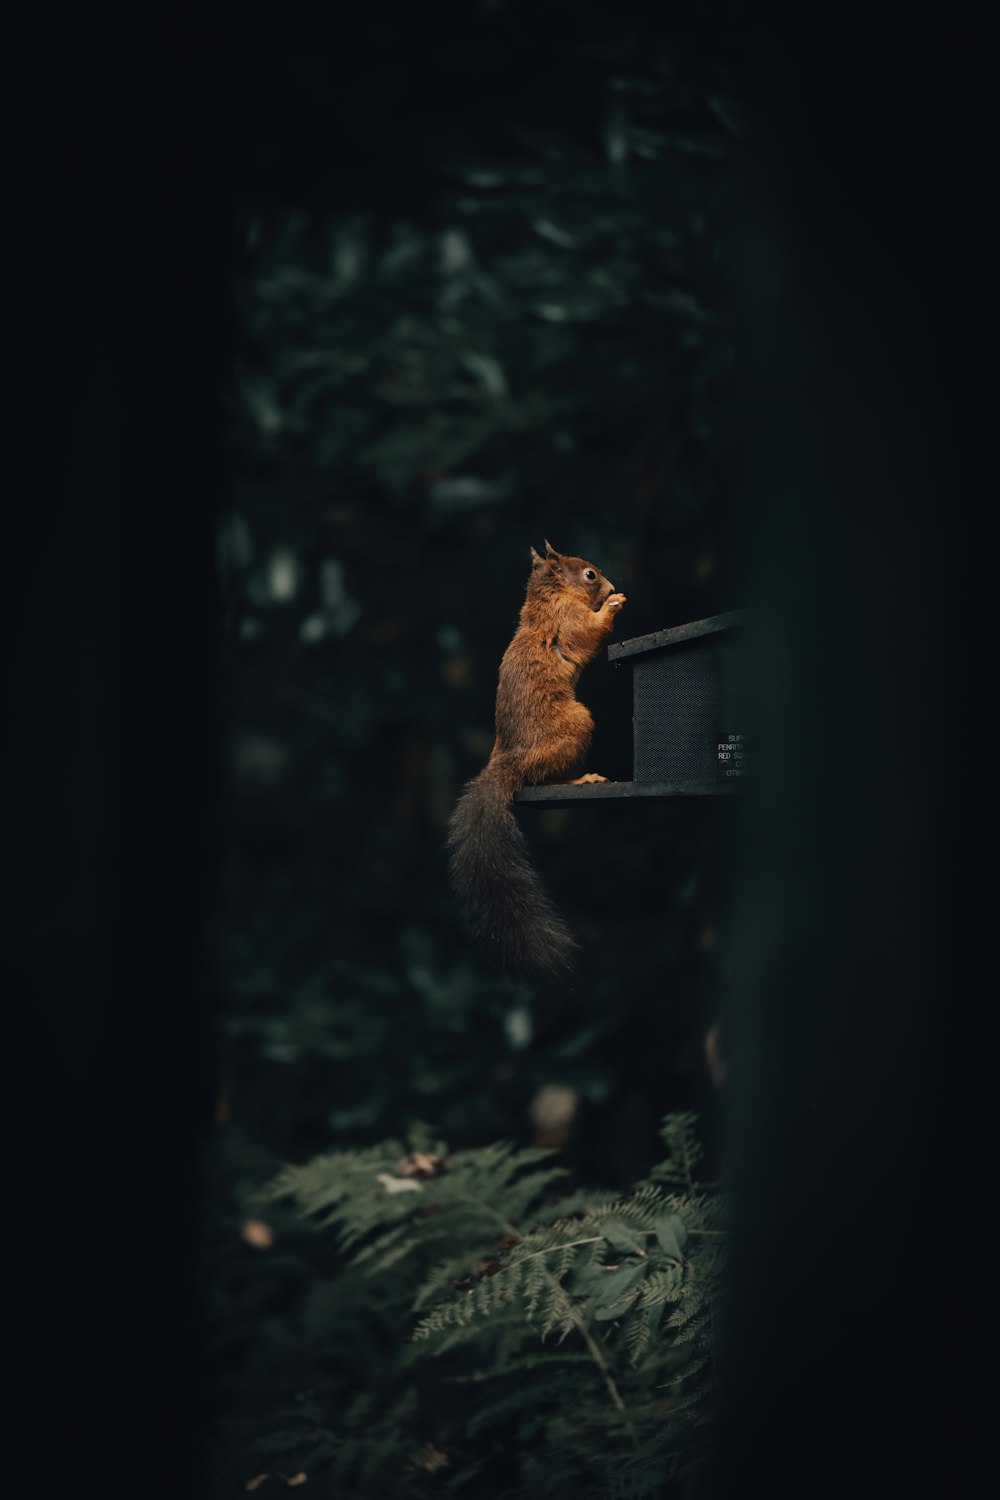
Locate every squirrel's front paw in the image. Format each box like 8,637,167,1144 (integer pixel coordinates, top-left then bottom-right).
606,593,627,611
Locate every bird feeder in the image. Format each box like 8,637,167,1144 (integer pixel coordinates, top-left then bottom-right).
515,609,746,806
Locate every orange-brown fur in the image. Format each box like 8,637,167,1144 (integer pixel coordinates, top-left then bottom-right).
447,541,625,979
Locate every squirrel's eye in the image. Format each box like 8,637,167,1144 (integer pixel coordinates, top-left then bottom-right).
584,569,596,581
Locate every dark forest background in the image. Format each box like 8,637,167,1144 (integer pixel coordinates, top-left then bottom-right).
4,3,991,1497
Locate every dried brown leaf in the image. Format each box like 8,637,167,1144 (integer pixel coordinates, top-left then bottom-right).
241,1219,274,1250
397,1151,446,1179
413,1445,450,1474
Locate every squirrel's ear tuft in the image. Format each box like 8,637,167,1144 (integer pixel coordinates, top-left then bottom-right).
544,539,559,558
530,545,544,567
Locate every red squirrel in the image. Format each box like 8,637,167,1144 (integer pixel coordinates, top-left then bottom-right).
447,541,626,979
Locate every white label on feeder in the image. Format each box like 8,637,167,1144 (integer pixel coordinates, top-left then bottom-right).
716,732,746,780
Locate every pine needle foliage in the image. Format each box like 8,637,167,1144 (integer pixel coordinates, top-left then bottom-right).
214,1113,725,1498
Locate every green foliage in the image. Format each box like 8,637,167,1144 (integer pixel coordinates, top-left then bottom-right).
206,1114,725,1498
209,25,742,1500
217,47,740,1177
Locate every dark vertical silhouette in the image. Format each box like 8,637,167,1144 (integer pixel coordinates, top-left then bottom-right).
5,39,230,1498
710,10,988,1496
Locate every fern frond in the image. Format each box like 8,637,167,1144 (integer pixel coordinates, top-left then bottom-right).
241,1111,726,1500
653,1111,704,1189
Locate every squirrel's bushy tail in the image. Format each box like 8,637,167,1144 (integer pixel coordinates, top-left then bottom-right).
447,756,575,981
